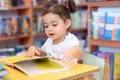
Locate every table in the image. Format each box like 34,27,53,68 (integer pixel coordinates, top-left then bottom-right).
4,63,99,80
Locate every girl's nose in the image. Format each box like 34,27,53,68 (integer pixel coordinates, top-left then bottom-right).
47,26,53,30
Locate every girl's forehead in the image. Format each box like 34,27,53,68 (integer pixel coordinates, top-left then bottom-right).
44,13,60,19
43,13,63,22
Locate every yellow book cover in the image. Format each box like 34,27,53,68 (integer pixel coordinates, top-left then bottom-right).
114,53,120,80
0,54,68,76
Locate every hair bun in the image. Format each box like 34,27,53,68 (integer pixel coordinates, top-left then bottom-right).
68,0,76,13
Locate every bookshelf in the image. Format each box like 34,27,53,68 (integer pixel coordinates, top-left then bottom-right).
87,1,120,53
0,0,88,48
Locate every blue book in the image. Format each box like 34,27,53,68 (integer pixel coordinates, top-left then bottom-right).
92,51,101,56
17,0,24,6
106,16,115,24
116,29,120,41
18,16,23,34
110,53,114,80
90,13,94,38
104,24,114,40
90,22,94,38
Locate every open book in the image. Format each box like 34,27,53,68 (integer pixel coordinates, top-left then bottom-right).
0,54,68,76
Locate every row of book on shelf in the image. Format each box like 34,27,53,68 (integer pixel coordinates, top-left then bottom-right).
32,0,49,6
81,0,103,2
0,0,24,7
33,14,45,34
90,7,120,41
92,50,120,80
71,9,87,29
32,0,69,6
0,16,30,38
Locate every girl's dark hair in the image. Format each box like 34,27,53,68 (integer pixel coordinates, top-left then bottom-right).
42,0,76,22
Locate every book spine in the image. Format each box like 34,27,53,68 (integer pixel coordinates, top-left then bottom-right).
113,53,120,80
110,53,114,80
104,53,110,80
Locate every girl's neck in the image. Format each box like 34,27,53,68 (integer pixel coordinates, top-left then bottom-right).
53,32,68,45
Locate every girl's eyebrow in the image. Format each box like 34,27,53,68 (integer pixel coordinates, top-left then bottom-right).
44,20,57,25
51,21,57,23
43,22,47,24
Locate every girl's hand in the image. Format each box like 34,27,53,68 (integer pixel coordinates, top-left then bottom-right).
60,48,77,65
25,46,41,57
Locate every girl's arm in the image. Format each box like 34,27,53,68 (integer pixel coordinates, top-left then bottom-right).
69,45,83,59
60,46,83,64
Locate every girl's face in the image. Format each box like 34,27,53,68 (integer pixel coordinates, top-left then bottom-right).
43,13,71,44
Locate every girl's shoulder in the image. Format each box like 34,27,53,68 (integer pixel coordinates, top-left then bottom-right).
66,32,78,40
45,38,53,43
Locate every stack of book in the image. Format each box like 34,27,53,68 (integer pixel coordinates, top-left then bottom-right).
90,8,120,41
92,51,120,80
0,16,30,38
0,0,24,7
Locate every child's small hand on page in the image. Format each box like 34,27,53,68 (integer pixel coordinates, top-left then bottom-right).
25,46,41,57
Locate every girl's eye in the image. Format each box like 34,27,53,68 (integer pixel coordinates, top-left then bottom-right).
44,25,48,28
52,24,57,27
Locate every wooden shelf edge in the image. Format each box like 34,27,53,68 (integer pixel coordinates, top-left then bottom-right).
90,39,120,48
9,6,29,10
89,1,120,7
0,6,28,11
69,28,87,32
33,5,44,9
0,34,30,41
34,32,46,37
77,2,89,7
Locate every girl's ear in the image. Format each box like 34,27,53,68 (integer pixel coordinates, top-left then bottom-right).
65,19,72,29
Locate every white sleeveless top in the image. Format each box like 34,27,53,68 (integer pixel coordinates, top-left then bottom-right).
42,32,80,62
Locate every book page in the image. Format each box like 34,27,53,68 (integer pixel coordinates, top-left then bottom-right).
0,54,49,64
14,58,68,76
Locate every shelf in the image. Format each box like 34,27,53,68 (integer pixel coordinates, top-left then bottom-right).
77,2,88,8
69,28,87,32
89,1,120,7
34,32,46,37
33,5,44,9
0,34,30,41
10,7,28,10
9,6,29,10
0,6,28,11
90,39,120,48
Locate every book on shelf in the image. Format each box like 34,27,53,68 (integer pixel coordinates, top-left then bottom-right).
92,50,120,80
113,53,120,80
104,53,110,80
0,54,68,76
110,53,114,80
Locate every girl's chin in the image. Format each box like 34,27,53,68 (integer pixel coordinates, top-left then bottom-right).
49,37,56,40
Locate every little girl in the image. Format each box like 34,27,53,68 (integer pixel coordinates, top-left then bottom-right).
26,0,83,64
